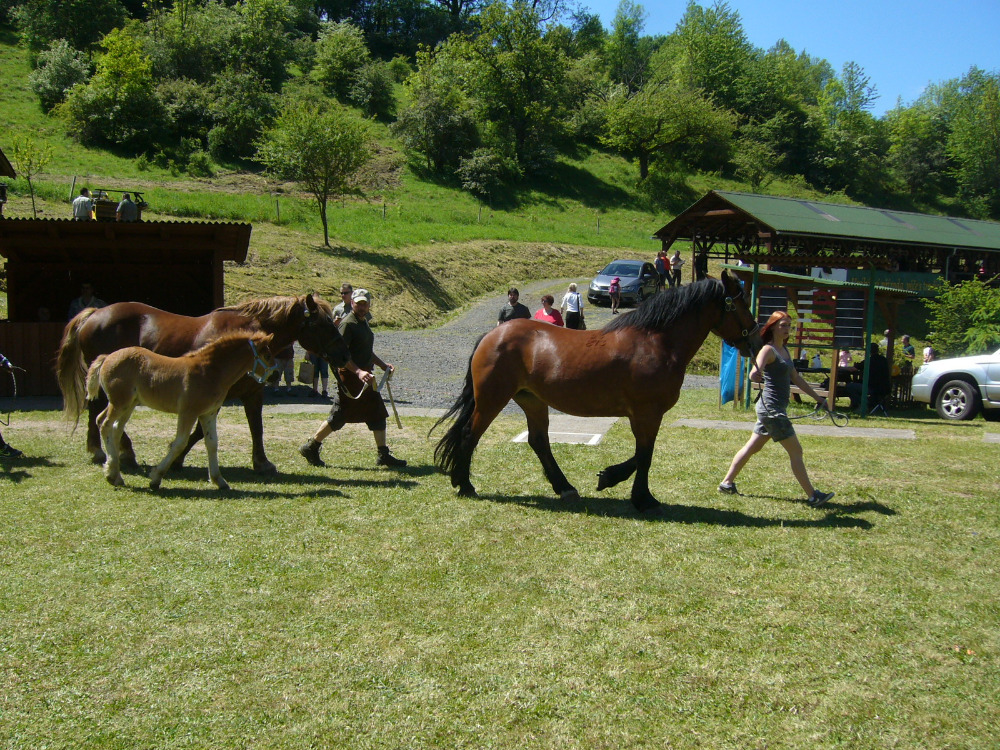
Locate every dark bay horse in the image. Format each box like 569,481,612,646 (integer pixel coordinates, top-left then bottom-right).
87,331,276,491
433,271,761,514
58,293,350,473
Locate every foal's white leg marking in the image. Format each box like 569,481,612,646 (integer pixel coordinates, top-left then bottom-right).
98,404,124,486
200,412,229,490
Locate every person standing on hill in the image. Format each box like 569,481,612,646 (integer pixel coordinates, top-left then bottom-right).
116,192,138,222
72,188,94,221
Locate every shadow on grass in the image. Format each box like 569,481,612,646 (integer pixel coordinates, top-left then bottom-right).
481,492,876,529
317,244,457,315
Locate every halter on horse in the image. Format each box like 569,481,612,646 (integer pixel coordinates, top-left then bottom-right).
433,271,760,514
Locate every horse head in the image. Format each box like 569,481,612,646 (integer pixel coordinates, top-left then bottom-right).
246,332,278,383
712,270,761,357
297,294,351,368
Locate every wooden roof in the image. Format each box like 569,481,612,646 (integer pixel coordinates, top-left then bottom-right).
0,145,14,179
0,217,251,263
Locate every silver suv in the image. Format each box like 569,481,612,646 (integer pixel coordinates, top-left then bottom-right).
911,348,1000,421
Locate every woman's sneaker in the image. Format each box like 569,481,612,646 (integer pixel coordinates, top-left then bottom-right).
0,444,24,459
718,481,738,495
808,490,835,508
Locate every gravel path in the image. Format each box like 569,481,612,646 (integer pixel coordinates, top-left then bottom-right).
373,277,715,411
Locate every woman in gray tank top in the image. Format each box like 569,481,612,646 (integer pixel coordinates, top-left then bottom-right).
718,310,835,508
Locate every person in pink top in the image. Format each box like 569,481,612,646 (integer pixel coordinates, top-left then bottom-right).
534,294,564,326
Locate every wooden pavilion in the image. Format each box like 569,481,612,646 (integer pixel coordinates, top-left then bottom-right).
651,191,1000,411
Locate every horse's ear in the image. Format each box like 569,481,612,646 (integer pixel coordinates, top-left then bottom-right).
304,293,319,317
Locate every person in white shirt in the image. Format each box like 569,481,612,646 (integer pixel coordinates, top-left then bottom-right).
560,283,585,329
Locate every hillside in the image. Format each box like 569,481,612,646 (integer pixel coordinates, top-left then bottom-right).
1,35,841,335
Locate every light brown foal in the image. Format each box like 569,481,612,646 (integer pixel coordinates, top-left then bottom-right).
85,331,275,490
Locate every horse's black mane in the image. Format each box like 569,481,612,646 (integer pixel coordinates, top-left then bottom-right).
603,277,725,333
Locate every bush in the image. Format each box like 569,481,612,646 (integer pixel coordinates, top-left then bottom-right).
310,21,369,101
156,78,214,145
208,70,278,160
348,60,395,120
29,39,90,111
924,278,1000,356
457,148,518,202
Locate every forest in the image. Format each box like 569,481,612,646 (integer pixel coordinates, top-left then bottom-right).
4,0,1000,222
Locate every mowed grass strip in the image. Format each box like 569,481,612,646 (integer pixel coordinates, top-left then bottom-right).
1,391,998,749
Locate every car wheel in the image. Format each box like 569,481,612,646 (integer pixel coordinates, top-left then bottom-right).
934,379,980,420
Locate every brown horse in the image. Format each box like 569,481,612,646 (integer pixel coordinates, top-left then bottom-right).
87,331,276,490
58,293,350,473
433,271,761,514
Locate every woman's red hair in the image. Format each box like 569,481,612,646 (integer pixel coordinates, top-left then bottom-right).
760,310,791,344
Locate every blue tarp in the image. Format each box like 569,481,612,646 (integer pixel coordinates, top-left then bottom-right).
719,342,743,405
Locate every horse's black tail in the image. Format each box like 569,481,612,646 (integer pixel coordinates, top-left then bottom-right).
431,334,485,476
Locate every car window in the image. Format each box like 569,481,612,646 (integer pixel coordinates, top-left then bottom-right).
601,261,641,276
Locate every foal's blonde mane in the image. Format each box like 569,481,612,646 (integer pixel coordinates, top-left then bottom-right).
185,330,272,359
220,294,333,325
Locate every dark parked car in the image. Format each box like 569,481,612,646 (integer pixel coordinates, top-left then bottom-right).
587,260,659,306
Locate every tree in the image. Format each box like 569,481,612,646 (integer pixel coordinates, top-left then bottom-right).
8,135,53,218
393,46,478,172
208,70,278,160
311,20,370,101
256,99,374,247
601,76,734,179
886,102,951,199
28,39,91,111
946,69,1000,218
603,0,648,93
230,0,295,91
924,278,1000,357
12,0,126,53
455,1,568,171
57,27,165,150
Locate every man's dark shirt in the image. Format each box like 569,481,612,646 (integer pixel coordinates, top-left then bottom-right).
498,302,530,324
339,311,375,370
863,352,892,398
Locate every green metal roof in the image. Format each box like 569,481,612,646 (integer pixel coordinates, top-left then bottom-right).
709,191,1000,252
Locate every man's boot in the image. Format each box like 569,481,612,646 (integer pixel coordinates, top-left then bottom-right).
376,446,406,468
299,439,325,467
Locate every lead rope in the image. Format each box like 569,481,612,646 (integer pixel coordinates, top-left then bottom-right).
1,366,25,427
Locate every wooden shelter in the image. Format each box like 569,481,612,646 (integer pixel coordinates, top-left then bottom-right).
655,190,1000,283
0,218,251,396
0,145,14,217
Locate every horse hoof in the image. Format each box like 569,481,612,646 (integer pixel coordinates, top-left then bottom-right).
253,461,277,475
91,453,106,465
632,496,662,515
457,484,478,498
560,488,580,502
596,470,611,492
149,479,161,491
215,482,231,491
121,456,141,472
106,475,124,487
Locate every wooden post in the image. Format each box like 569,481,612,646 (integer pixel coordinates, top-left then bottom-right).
275,198,280,223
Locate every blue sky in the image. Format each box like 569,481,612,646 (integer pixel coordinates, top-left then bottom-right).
579,0,1000,117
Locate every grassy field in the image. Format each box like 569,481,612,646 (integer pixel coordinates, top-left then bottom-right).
2,391,998,748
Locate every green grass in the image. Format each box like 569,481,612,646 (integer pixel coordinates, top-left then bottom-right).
2,390,998,748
